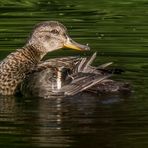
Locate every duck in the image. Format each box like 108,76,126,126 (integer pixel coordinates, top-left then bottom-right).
0,21,90,96
0,21,130,97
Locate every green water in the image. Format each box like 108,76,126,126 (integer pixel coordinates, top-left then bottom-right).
0,0,148,147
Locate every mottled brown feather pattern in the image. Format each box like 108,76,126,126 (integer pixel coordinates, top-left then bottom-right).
0,45,41,95
0,21,90,96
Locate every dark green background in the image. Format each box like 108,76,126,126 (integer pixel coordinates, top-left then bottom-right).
0,0,148,147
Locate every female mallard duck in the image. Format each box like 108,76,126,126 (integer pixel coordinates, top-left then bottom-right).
0,21,90,96
0,21,130,97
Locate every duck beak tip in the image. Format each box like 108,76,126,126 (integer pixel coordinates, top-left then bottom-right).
64,37,90,51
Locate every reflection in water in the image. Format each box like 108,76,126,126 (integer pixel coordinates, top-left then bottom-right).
34,97,72,147
0,93,129,148
0,96,16,114
0,96,72,147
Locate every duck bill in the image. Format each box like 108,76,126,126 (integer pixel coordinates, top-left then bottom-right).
64,37,90,51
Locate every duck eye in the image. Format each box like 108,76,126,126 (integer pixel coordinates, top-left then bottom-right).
50,29,59,35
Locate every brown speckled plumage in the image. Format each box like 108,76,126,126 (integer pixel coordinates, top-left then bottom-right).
0,21,130,97
0,46,41,95
0,21,89,96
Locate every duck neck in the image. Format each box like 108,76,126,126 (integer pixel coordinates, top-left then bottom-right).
21,44,46,63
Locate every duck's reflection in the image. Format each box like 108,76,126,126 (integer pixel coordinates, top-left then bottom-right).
0,93,128,147
0,96,16,114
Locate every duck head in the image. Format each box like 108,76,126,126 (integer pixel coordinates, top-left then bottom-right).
27,21,90,53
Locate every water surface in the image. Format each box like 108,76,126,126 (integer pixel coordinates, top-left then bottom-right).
0,0,148,147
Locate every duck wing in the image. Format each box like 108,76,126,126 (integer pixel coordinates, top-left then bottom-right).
60,73,111,96
20,53,116,98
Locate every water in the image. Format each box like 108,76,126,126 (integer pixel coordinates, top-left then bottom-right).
0,0,148,147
